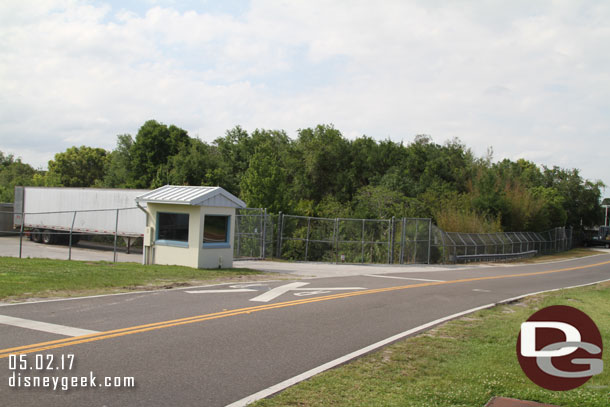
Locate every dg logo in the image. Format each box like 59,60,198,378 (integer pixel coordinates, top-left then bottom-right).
516,305,604,391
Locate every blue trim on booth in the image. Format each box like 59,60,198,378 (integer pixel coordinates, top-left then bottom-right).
155,211,190,248
155,239,189,248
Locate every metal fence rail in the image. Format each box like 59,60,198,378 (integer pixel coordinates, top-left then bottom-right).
431,226,572,263
234,209,573,265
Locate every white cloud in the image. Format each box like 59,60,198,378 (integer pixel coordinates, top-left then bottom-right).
0,0,608,193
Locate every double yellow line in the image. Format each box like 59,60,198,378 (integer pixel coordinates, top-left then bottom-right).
1,258,609,359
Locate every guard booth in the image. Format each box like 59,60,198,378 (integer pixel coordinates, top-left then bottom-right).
135,185,246,269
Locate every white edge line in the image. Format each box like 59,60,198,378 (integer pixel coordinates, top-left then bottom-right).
496,277,610,305
225,277,610,407
490,252,609,268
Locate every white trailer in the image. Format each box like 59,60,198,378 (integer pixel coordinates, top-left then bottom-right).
13,186,150,244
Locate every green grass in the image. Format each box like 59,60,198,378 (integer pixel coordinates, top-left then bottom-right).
520,247,606,264
0,257,267,301
254,282,610,407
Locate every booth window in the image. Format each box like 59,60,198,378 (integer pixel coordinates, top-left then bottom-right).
156,212,189,247
203,215,230,248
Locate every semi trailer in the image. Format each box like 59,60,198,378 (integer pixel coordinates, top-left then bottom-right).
13,186,150,245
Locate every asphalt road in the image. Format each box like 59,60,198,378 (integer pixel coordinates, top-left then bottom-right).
0,254,609,406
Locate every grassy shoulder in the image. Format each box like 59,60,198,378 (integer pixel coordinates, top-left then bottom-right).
0,257,269,302
519,247,607,264
254,281,610,407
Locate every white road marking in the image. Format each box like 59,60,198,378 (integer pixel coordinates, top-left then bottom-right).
249,282,365,303
226,277,610,407
0,315,99,337
248,282,308,302
224,303,495,407
294,290,331,297
364,274,445,282
184,289,257,294
472,289,491,293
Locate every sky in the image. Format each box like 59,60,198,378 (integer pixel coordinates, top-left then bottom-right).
1,0,609,194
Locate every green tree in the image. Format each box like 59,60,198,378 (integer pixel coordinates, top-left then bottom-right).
238,130,294,212
293,124,352,203
0,151,39,201
542,167,604,228
47,146,108,187
213,126,254,195
130,120,190,188
103,134,134,188
240,147,291,213
163,138,228,187
214,127,294,196
353,185,425,219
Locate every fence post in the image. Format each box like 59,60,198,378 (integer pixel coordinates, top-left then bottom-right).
68,211,76,261
334,218,339,263
235,212,240,258
427,219,432,264
113,209,119,262
261,208,267,259
276,212,283,258
361,219,365,263
389,217,394,264
18,210,24,259
305,217,311,261
399,218,406,264
413,220,420,263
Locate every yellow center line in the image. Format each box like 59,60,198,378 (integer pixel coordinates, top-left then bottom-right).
1,259,609,358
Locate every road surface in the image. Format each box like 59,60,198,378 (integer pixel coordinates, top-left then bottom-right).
1,253,609,406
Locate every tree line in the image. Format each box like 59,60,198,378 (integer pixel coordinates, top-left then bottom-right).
1,120,605,232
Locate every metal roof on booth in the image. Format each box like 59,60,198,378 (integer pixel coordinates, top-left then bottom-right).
135,185,246,208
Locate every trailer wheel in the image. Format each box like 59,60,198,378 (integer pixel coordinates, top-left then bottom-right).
42,230,55,245
31,229,43,243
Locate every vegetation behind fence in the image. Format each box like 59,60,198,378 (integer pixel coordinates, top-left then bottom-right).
234,209,572,264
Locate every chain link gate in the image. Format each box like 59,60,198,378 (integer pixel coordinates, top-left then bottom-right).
234,208,275,259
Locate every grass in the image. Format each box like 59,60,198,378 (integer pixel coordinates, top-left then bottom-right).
253,281,610,407
520,247,606,263
0,257,268,301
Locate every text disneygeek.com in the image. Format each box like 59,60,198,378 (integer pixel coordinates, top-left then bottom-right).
7,354,135,391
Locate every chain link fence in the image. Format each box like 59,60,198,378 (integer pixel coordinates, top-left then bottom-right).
431,226,572,263
234,209,573,264
1,205,573,265
0,208,144,262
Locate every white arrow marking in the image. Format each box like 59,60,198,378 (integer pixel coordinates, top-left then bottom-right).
185,289,257,294
249,282,309,302
249,282,365,303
